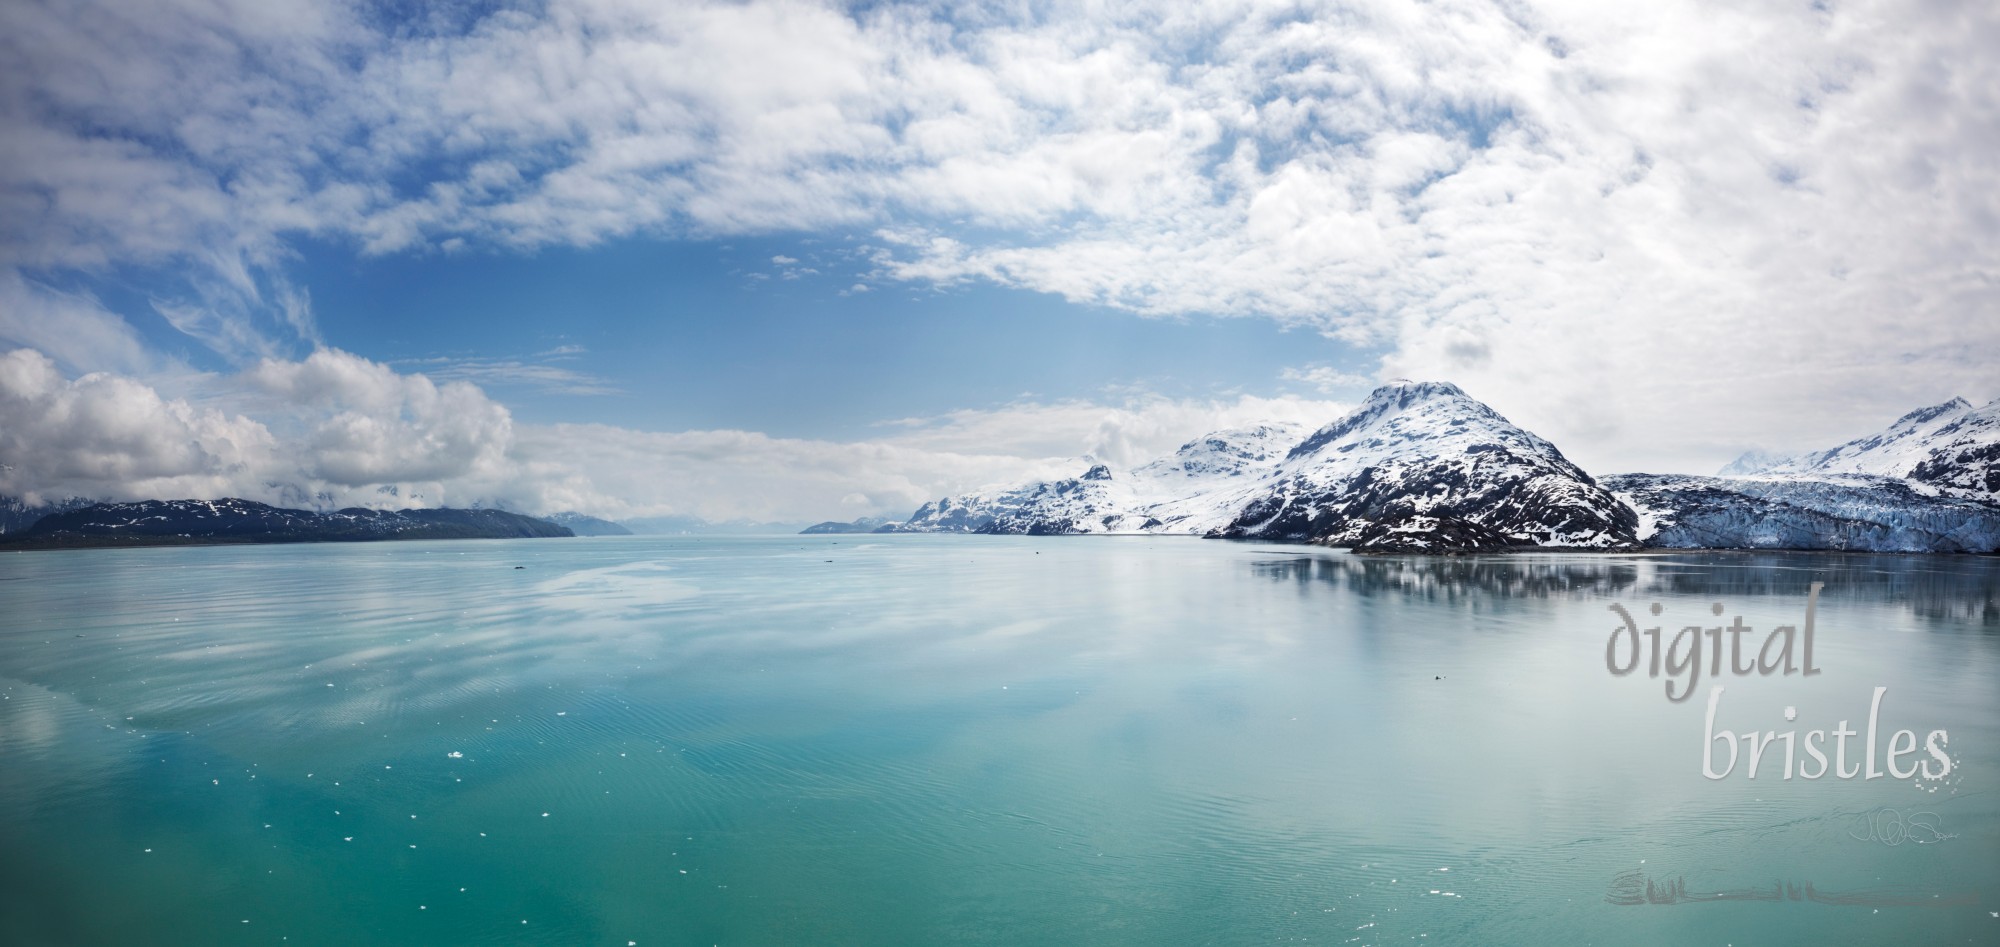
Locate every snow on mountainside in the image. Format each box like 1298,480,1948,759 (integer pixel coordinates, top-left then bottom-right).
1606,473,2000,553
1212,381,1638,550
1724,396,2000,499
896,422,1307,536
896,490,1038,533
883,385,2000,554
893,382,1639,551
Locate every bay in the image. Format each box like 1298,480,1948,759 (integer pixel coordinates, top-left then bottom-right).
1,536,1994,945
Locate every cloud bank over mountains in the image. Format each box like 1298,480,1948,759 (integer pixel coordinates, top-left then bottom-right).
2,0,1996,512
0,346,1346,520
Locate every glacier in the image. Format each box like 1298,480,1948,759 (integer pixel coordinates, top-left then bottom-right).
1606,473,2000,554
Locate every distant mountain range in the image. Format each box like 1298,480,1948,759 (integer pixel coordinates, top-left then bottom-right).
0,499,574,549
801,516,907,534
0,494,96,535
1603,394,2000,554
1717,396,2000,495
620,514,813,535
849,381,2000,554
543,511,633,536
0,495,811,548
0,492,830,548
6,382,1994,555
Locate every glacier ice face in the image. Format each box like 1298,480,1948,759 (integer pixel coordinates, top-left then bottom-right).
1606,473,2000,553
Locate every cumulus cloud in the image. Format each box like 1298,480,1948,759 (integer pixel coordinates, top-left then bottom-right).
244,349,516,487
0,349,278,505
1,0,1995,473
0,348,1353,521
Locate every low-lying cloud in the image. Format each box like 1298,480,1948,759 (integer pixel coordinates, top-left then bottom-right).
0,347,1350,522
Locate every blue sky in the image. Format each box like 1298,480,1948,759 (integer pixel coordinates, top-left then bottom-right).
281,235,1357,437
1,0,1995,521
66,229,1361,436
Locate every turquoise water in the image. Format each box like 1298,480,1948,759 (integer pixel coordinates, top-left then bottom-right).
1,536,1996,945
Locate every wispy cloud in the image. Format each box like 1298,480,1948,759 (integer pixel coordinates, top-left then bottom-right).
1281,366,1374,393
396,348,621,397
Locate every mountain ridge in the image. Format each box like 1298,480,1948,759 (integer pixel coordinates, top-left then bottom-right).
0,498,574,549
891,381,1640,552
872,381,1999,554
1722,395,2000,500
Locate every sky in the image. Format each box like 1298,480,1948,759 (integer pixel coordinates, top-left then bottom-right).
1,0,1996,523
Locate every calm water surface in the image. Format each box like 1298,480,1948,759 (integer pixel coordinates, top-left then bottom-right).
1,536,1996,945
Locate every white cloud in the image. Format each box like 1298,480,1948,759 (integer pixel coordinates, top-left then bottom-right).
877,393,1350,471
0,348,279,505
0,348,1354,521
243,349,516,488
1,0,1994,472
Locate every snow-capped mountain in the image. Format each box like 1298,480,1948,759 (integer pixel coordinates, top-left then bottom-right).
897,422,1307,536
1211,381,1638,550
1603,394,2000,554
1606,473,2000,553
892,382,1638,551
877,385,2000,554
1723,396,2000,500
